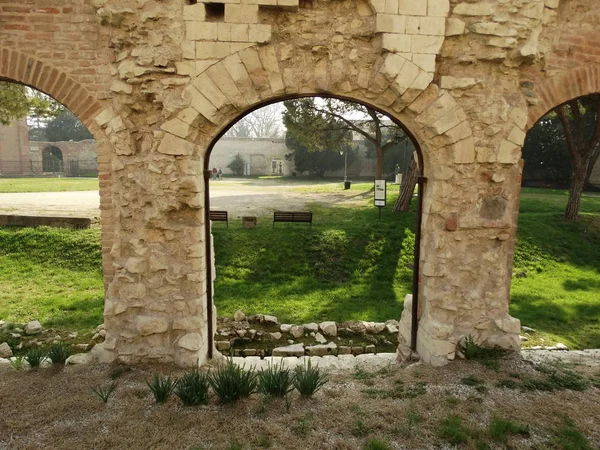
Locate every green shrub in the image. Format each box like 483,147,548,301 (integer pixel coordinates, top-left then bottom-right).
364,438,393,450
175,370,210,406
548,370,589,391
25,348,46,368
438,414,471,445
489,417,530,443
258,362,295,398
147,374,178,404
463,335,479,360
91,381,118,403
48,342,72,365
210,359,257,404
293,360,327,398
10,356,24,370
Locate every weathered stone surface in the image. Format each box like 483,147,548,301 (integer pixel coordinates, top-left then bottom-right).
272,343,305,357
233,310,246,322
306,342,337,356
315,333,327,344
290,325,304,338
319,321,337,337
304,323,319,333
136,317,169,336
2,0,579,368
65,353,95,365
24,321,42,335
0,343,13,358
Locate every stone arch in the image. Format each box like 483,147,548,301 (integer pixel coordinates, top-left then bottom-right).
0,47,115,285
176,39,476,365
527,65,600,129
172,44,475,172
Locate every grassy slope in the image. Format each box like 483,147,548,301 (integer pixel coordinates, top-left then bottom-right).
0,177,98,193
510,188,600,348
0,227,104,330
0,187,598,348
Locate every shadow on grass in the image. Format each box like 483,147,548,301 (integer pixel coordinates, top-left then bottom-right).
510,293,600,348
212,201,416,322
563,278,600,291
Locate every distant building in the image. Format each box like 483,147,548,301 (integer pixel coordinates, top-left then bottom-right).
0,121,97,176
0,120,30,175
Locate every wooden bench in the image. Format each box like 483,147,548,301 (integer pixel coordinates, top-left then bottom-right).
209,210,229,227
273,211,313,227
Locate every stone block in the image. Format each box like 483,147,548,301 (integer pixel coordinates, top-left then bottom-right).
419,17,446,36
136,316,169,336
428,0,450,17
399,0,427,15
187,22,218,41
224,4,259,23
375,14,406,34
411,35,444,54
453,3,493,16
272,343,305,357
445,18,465,36
381,33,411,53
319,321,337,337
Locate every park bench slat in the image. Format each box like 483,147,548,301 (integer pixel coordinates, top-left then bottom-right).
273,211,313,227
210,210,228,227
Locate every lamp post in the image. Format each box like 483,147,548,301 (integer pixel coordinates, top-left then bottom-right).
341,148,350,190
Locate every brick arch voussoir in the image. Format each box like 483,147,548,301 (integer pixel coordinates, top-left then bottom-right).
0,47,104,130
527,65,600,129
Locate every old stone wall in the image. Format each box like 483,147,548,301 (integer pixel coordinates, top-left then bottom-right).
0,120,29,175
30,139,98,173
0,0,597,367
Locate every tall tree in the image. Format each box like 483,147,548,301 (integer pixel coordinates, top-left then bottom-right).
283,98,408,178
225,103,283,138
0,81,64,125
286,136,355,177
42,111,93,142
555,95,600,221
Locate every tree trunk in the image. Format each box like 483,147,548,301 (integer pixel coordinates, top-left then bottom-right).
393,156,418,212
565,161,587,222
375,145,384,178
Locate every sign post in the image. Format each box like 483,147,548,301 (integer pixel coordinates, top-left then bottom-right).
374,179,387,220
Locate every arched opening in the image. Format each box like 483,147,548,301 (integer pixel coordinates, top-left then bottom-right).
203,94,425,358
41,146,63,173
0,78,107,357
511,93,600,351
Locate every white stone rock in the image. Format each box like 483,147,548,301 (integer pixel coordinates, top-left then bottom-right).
270,332,282,340
385,323,399,334
272,343,305,357
290,325,304,338
319,321,337,337
263,315,279,325
306,342,337,356
521,326,536,333
24,320,43,335
555,343,568,351
0,343,13,358
304,323,319,333
280,324,293,333
178,333,202,351
233,310,246,321
95,323,105,332
315,333,327,344
66,353,95,365
136,316,169,336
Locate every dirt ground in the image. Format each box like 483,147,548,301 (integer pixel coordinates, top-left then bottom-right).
1,356,599,450
0,179,372,219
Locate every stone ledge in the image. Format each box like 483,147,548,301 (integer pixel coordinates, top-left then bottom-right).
0,215,92,229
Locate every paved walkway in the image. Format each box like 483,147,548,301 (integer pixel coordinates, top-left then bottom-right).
0,191,100,218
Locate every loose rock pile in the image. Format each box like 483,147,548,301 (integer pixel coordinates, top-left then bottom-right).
215,311,401,358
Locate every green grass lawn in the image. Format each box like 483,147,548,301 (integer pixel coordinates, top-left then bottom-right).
0,177,98,193
0,187,598,349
